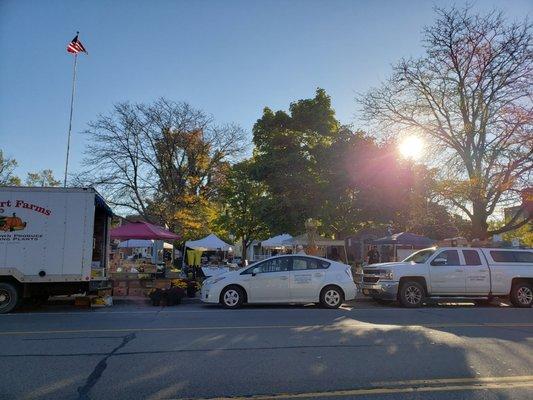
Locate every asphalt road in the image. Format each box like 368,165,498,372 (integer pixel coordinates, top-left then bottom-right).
0,300,532,400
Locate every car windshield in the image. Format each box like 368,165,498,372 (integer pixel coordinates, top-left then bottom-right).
403,249,436,263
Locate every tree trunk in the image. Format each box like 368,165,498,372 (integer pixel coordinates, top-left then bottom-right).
471,202,489,240
242,238,249,263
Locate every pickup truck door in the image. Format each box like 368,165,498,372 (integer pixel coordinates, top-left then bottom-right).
429,250,466,294
463,249,491,294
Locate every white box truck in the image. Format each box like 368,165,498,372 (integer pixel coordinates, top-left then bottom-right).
0,187,113,313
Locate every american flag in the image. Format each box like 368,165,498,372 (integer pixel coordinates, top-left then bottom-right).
67,33,88,54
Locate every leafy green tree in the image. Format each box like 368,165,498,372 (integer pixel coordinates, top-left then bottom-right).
0,150,20,186
217,161,271,259
26,169,60,187
251,88,341,234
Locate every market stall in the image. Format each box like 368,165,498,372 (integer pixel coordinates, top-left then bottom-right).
257,233,293,261
372,232,436,261
109,221,180,297
282,233,348,262
184,234,234,277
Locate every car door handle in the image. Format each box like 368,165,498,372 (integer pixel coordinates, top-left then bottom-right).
314,273,323,277
455,269,463,272
280,276,288,280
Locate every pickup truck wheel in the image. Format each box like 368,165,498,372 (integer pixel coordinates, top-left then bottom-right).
510,283,533,308
399,281,425,308
0,282,19,314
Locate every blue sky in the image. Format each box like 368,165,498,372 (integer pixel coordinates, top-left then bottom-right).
1,0,531,181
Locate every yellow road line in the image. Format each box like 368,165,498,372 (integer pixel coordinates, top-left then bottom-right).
185,376,533,400
372,374,533,386
0,322,532,336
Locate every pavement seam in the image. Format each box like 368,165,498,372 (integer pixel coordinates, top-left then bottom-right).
76,333,136,400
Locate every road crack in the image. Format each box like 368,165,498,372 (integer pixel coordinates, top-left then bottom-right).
76,332,136,400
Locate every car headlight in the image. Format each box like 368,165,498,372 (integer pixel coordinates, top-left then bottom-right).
380,270,394,280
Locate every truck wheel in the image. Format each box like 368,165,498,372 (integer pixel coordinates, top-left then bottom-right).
510,282,533,308
399,281,425,308
0,282,19,314
220,286,244,309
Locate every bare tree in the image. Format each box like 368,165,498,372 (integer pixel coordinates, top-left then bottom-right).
79,98,246,235
360,6,532,239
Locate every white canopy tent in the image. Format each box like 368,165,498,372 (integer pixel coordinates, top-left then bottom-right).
261,234,293,248
118,239,173,250
282,234,345,247
283,234,348,262
117,239,174,264
185,234,233,251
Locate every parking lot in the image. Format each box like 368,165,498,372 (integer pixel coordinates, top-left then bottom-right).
1,299,532,400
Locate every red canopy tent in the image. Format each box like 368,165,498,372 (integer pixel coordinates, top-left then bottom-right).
110,221,180,241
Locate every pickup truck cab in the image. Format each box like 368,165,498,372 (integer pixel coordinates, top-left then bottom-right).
357,247,533,308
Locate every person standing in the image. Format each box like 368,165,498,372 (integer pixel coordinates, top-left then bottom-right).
366,245,381,264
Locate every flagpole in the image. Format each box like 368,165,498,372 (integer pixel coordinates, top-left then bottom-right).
64,52,78,187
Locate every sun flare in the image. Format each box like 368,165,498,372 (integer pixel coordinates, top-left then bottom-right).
399,136,424,160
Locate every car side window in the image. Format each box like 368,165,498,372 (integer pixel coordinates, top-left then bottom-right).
247,257,291,273
490,250,533,263
292,258,308,271
431,250,460,266
292,257,330,271
462,250,482,266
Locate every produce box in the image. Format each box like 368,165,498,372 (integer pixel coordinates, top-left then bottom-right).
128,280,142,288
154,280,171,289
97,289,112,297
128,287,146,297
74,296,91,307
140,280,155,288
113,287,128,296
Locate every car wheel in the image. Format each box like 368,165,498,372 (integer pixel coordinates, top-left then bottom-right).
0,282,19,314
399,281,425,308
320,286,344,309
221,286,244,309
510,282,533,308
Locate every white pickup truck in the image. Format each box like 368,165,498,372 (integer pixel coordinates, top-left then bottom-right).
357,247,533,308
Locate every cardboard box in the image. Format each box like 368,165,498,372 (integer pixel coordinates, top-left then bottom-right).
154,280,171,289
127,287,146,297
98,289,112,297
74,296,91,307
113,287,128,296
140,280,155,288
128,280,142,288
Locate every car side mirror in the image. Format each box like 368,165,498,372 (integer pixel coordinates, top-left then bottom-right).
432,258,447,266
252,267,260,277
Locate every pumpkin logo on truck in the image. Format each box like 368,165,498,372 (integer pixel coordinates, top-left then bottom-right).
0,213,27,232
